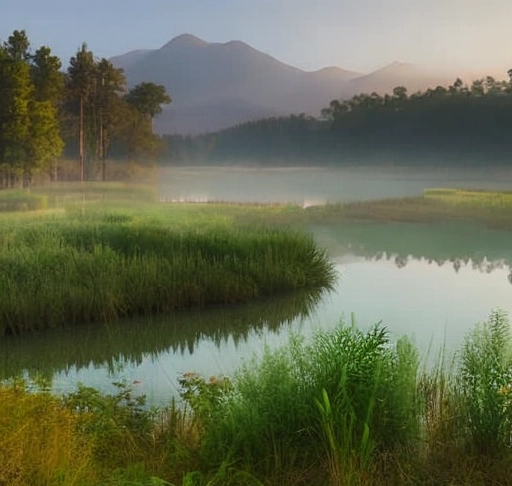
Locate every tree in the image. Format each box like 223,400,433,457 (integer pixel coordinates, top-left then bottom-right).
30,46,65,180
122,82,171,161
94,58,126,180
392,86,408,101
5,30,30,61
449,78,467,96
24,100,64,184
125,82,171,127
31,46,64,103
0,41,32,186
67,43,96,182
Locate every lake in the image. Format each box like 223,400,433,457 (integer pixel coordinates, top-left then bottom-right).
1,166,512,406
157,166,512,204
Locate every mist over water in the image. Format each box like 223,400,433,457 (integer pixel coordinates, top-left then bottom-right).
159,165,512,204
2,165,512,406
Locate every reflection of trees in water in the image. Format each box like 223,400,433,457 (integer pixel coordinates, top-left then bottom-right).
315,222,512,282
0,288,327,382
394,255,408,269
367,251,512,282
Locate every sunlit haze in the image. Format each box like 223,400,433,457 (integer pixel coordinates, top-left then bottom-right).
2,0,512,76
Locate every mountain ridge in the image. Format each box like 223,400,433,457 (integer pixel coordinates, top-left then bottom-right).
110,34,453,135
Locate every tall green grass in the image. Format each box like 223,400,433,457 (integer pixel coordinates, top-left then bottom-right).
180,321,419,485
0,208,335,335
458,309,512,454
1,312,512,485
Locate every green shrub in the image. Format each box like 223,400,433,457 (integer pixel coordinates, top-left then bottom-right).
458,310,512,454
183,322,419,484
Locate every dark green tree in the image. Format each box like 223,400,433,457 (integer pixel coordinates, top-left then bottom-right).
5,30,30,61
67,43,96,181
31,46,64,103
122,82,171,160
125,82,171,126
0,40,32,186
94,58,126,180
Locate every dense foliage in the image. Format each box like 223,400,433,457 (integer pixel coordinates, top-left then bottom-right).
164,75,512,166
2,312,512,485
0,194,335,336
0,30,170,187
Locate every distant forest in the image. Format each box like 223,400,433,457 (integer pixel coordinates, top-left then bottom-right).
162,75,512,167
3,27,512,184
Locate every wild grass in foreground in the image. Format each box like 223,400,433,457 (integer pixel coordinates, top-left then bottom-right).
2,311,512,485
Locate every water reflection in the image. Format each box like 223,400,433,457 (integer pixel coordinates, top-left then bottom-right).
0,288,325,383
371,252,512,281
312,222,512,284
2,221,512,405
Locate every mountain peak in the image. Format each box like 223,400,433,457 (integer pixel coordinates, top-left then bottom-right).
376,61,420,75
162,33,208,50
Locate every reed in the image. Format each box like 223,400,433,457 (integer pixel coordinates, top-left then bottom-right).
2,313,512,485
0,208,335,335
457,309,512,454
182,321,419,485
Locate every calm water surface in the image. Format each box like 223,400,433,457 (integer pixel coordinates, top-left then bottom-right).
158,166,512,203
2,167,512,405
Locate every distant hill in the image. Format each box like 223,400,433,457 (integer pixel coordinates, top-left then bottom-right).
346,61,452,96
110,35,453,135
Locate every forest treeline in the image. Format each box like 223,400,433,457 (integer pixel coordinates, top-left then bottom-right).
3,28,512,179
163,75,512,166
0,30,170,187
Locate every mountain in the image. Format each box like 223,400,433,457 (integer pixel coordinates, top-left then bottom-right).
110,49,153,70
347,61,452,96
110,35,451,135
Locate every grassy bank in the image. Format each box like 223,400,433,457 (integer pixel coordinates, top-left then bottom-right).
304,188,512,230
0,181,158,212
1,183,511,335
2,311,511,486
0,205,335,335
2,183,512,228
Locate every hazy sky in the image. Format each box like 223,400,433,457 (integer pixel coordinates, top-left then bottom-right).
2,0,512,75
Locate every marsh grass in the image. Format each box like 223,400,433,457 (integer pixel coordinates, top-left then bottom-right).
0,386,95,486
179,321,419,485
176,312,512,485
303,188,512,230
2,313,512,485
0,204,335,335
458,309,512,454
425,188,512,209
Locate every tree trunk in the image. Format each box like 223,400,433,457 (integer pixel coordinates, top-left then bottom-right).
79,96,84,183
